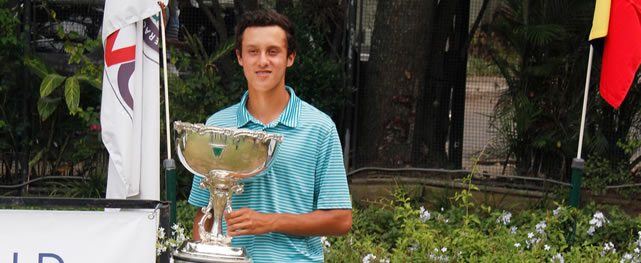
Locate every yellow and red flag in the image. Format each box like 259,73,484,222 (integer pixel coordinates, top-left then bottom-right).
590,0,641,109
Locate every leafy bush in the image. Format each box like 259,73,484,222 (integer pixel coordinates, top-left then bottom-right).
325,187,641,262
176,199,197,239
585,140,641,198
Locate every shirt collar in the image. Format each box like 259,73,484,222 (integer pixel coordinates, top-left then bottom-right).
236,86,301,128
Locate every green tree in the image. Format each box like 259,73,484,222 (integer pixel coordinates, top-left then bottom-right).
481,0,602,179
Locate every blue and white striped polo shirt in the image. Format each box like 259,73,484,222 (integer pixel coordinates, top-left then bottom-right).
188,87,352,263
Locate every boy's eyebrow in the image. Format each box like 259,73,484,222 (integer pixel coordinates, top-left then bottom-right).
243,44,284,50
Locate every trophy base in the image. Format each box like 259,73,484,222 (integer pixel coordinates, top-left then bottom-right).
173,241,252,263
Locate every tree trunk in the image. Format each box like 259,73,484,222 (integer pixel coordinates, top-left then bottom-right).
412,0,469,168
356,0,435,167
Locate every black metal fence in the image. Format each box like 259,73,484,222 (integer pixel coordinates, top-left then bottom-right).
2,0,639,196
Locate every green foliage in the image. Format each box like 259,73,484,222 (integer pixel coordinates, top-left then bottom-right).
47,172,106,198
0,0,25,154
176,200,196,239
0,0,19,48
584,140,640,197
25,36,102,120
326,186,641,262
282,7,345,118
167,29,239,124
482,0,596,179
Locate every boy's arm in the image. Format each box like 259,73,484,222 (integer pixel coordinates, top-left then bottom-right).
224,208,352,237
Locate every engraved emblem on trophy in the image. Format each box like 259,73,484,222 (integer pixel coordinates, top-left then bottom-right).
172,121,283,263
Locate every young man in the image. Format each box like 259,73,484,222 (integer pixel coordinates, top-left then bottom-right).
187,9,352,262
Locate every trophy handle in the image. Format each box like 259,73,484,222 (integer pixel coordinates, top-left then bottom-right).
232,184,244,195
198,204,213,241
224,184,244,215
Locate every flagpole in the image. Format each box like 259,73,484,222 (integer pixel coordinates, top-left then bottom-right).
577,45,594,160
569,44,594,208
159,0,177,226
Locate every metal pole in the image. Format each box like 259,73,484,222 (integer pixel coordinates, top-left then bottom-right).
577,45,594,160
159,0,177,226
160,1,172,162
569,45,593,208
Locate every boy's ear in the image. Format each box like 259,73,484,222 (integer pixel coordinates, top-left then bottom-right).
286,52,296,67
236,49,243,66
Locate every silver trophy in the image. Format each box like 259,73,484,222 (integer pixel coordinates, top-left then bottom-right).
172,121,283,263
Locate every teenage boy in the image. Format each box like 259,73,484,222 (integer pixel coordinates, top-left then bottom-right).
188,9,352,262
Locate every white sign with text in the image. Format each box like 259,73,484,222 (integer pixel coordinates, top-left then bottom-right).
0,209,158,263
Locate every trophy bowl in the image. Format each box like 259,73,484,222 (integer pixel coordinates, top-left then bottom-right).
172,121,283,263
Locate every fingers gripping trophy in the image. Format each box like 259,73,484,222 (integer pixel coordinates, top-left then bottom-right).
172,121,283,263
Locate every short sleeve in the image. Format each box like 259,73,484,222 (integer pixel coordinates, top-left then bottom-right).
314,125,352,210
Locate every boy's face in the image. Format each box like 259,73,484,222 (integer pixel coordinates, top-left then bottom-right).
236,26,295,93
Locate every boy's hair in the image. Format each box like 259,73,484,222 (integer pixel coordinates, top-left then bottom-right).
235,9,296,56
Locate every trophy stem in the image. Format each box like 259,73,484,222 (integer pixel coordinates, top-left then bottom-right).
198,170,239,246
210,188,229,242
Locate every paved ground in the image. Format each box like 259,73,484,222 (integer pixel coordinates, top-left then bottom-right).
461,76,516,175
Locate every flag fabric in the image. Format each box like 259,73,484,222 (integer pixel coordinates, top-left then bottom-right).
590,0,641,109
101,0,161,200
589,0,611,41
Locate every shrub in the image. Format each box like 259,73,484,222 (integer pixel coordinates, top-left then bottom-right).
325,187,641,262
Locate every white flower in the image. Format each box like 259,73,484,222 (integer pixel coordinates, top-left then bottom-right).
623,253,633,260
531,238,541,245
420,206,431,222
156,224,188,256
510,226,518,234
514,243,521,248
441,247,448,253
445,219,449,224
602,242,616,256
634,247,640,254
321,236,331,250
380,259,390,263
544,244,551,251
429,253,450,262
497,211,512,225
156,224,187,255
587,226,596,236
552,253,564,263
441,207,445,212
535,221,547,234
409,243,419,252
158,227,166,239
528,232,535,239
362,253,376,263
553,207,562,216
589,211,608,231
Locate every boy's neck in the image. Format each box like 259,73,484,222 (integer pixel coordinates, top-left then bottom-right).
246,86,290,125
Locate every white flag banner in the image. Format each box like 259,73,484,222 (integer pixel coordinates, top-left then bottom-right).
0,209,158,263
101,0,161,200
